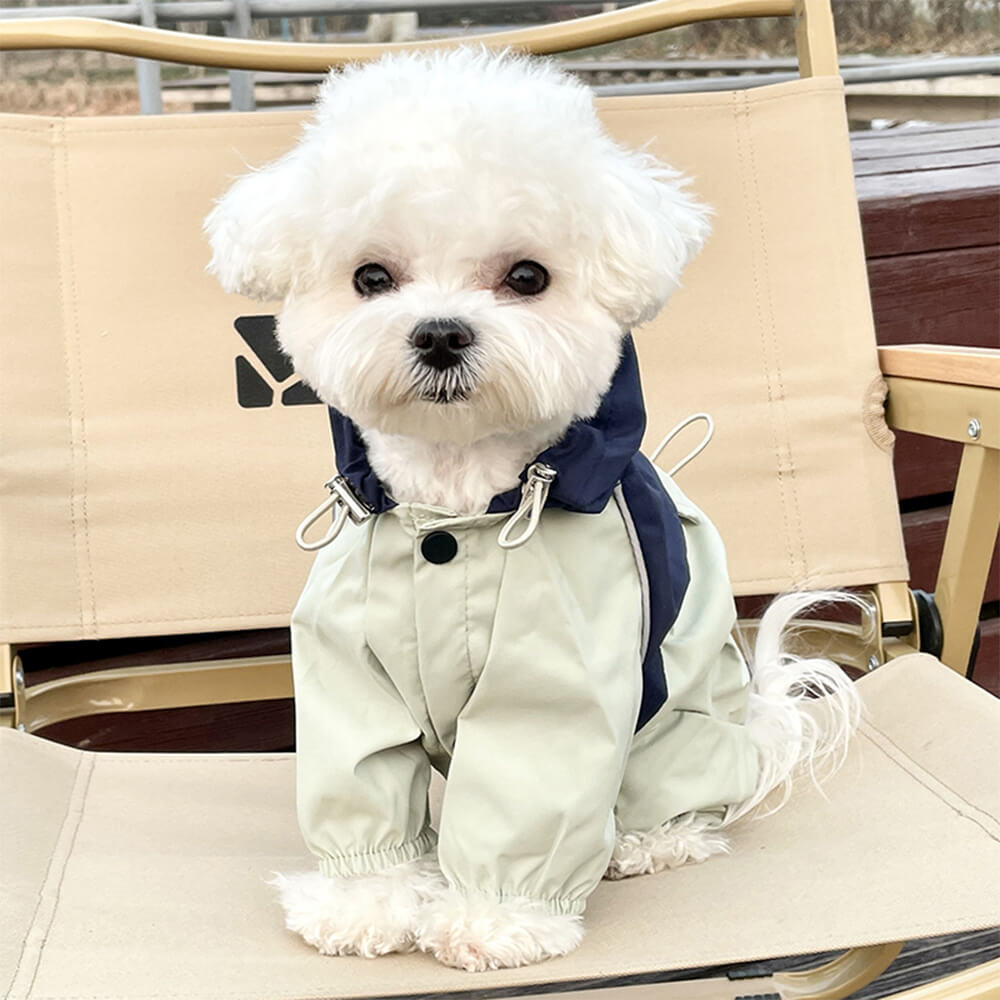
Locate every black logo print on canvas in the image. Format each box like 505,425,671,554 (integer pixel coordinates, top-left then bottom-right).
235,315,322,408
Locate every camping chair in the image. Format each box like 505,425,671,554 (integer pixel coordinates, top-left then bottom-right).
2,1,998,997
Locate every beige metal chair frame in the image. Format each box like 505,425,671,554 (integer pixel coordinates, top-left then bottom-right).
0,0,839,75
880,346,1000,674
2,5,998,999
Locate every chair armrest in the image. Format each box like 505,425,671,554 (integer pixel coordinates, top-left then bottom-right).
880,344,999,674
879,344,1000,390
882,345,999,447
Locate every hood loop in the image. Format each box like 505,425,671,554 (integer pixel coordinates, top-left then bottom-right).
497,463,557,550
296,476,374,551
650,412,715,477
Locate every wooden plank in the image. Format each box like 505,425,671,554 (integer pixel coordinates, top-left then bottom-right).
854,118,1000,256
852,146,1000,177
901,504,1000,602
851,119,1000,144
858,187,999,257
868,248,1000,349
855,163,999,201
893,430,962,500
879,345,1000,388
850,124,1000,161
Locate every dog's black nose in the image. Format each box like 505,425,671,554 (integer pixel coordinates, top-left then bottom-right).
411,319,475,371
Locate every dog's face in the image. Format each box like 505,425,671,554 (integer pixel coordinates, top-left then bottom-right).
206,50,709,444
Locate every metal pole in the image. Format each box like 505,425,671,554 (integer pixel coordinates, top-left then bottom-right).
225,0,255,110
136,0,163,113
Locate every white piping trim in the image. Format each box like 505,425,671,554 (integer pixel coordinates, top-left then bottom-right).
614,484,650,664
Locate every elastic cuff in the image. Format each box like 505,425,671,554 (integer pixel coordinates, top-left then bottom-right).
450,885,587,916
317,829,437,878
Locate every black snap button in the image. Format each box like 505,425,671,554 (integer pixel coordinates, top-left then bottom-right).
421,531,458,565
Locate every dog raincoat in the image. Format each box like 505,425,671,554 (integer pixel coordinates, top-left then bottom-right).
291,336,759,915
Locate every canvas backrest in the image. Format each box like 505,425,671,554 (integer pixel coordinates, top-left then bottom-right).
0,73,908,644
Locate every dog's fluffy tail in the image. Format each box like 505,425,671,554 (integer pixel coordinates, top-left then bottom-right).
723,591,866,827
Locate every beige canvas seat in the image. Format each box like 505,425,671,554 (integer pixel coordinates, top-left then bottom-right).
2,1,999,997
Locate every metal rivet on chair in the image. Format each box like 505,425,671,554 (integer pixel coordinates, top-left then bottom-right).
967,418,981,441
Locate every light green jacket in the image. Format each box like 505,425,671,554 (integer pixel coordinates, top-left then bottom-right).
291,471,757,915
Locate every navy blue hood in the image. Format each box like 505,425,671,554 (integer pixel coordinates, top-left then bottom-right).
327,334,647,514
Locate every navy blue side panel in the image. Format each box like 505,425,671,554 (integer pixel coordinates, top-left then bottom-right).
327,408,397,513
620,455,690,731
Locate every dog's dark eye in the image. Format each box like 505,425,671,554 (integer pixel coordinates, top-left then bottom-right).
503,260,549,297
353,263,396,297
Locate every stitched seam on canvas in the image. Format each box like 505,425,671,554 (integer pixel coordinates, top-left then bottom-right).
744,92,808,583
6,753,94,1000
60,123,99,636
858,723,1000,842
50,119,87,636
732,92,798,584
2,751,80,1000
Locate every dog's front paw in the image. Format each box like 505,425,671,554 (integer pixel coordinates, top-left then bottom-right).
273,856,445,957
605,812,730,880
416,889,583,971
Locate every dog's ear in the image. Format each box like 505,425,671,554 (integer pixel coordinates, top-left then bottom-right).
204,148,313,302
588,151,711,328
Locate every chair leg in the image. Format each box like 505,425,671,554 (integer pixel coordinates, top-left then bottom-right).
936,444,1000,674
773,941,904,1000
1,643,17,728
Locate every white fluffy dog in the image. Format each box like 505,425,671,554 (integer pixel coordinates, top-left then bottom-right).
206,48,858,972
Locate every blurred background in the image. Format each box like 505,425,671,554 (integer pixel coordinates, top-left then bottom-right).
0,0,996,119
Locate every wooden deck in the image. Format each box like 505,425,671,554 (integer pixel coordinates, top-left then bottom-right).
853,119,1000,694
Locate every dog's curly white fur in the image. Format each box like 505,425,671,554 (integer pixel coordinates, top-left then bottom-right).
206,48,709,515
273,857,446,956
416,890,584,972
206,48,859,971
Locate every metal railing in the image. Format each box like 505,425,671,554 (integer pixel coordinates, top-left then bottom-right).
2,0,998,114
0,0,633,112
0,0,630,17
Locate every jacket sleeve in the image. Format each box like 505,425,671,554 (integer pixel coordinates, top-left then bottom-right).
291,530,436,878
435,503,643,914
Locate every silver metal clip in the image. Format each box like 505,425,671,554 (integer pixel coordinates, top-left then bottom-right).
295,476,374,551
497,462,557,550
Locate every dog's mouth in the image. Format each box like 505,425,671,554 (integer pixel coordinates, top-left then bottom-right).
420,385,470,404
411,362,477,406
